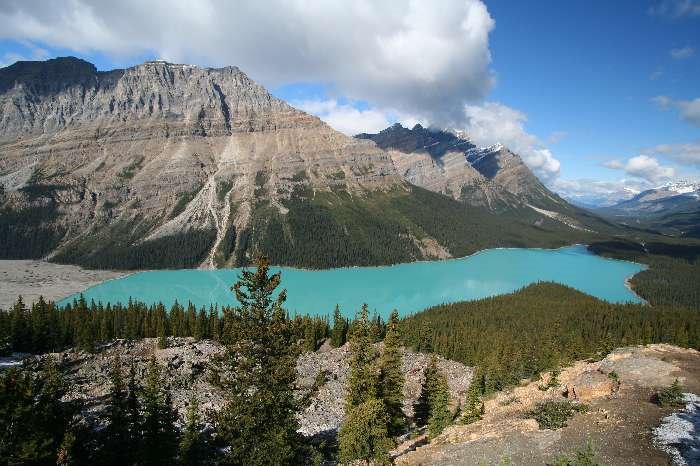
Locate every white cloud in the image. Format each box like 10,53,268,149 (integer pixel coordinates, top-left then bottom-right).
653,95,700,127
670,46,695,59
462,102,561,181
293,99,419,136
0,0,495,127
603,160,624,169
649,0,700,18
649,141,700,166
553,178,649,207
623,155,675,182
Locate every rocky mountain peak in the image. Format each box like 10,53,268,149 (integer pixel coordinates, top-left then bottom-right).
0,56,99,94
356,123,558,207
0,57,404,268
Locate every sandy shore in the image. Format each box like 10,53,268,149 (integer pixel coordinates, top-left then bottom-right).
0,260,126,310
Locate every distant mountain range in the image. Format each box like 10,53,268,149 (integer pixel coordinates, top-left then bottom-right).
0,57,617,269
594,181,700,238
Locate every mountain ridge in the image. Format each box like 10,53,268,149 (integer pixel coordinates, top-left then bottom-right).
0,57,612,269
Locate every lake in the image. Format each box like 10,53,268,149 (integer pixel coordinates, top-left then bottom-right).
59,245,644,317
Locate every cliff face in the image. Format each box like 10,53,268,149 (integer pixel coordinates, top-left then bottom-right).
357,123,561,209
0,57,402,267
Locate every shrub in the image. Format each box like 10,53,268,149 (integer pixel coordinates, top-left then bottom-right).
527,401,589,430
654,379,684,407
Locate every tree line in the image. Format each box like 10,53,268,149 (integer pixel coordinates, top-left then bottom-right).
400,282,700,392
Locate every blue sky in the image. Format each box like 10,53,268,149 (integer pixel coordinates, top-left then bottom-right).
0,0,698,203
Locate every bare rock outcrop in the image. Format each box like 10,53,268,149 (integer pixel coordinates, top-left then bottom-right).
31,337,472,437
396,344,700,466
565,370,617,402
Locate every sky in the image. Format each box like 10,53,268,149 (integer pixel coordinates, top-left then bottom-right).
0,0,698,205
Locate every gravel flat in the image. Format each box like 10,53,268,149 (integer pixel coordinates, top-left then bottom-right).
0,260,126,309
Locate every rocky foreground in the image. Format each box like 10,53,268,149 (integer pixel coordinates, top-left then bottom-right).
17,340,700,465
396,344,700,466
33,337,471,438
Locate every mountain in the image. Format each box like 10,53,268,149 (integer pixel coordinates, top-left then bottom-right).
562,187,640,209
356,123,606,231
0,57,611,270
596,181,700,237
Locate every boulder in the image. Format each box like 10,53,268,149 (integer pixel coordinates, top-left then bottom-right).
565,370,616,401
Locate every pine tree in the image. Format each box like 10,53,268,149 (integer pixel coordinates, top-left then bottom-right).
461,370,485,425
179,395,206,466
75,295,94,353
330,305,347,347
427,358,451,439
208,306,220,341
194,309,207,341
140,355,178,466
379,309,406,437
214,255,303,465
0,358,75,465
103,353,130,465
414,355,439,428
338,304,392,464
345,304,379,406
418,319,433,353
338,398,393,465
9,295,30,352
125,359,141,457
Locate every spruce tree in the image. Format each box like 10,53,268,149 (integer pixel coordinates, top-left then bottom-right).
179,395,206,466
9,295,29,352
418,319,433,353
461,370,485,425
0,358,74,465
379,309,406,437
103,353,130,466
414,355,439,428
213,256,303,465
208,306,220,341
330,305,347,347
140,355,178,466
338,304,392,464
427,357,451,439
125,359,142,457
194,309,207,340
344,304,378,406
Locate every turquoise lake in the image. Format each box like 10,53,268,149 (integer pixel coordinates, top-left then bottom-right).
59,245,644,317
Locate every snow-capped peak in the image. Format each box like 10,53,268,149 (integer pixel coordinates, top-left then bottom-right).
653,180,700,195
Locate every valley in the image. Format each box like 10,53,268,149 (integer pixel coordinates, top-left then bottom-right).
1,53,698,466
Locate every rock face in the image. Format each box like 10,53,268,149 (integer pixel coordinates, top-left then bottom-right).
0,57,401,268
33,337,472,438
0,58,604,269
356,123,561,210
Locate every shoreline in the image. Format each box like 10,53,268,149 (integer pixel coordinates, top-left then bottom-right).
7,243,648,309
0,260,128,309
